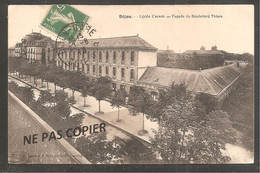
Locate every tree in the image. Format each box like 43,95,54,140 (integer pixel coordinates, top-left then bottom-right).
191,110,236,163
41,65,52,90
151,95,197,164
195,93,218,114
121,138,157,164
158,83,187,105
46,66,64,94
8,81,19,93
91,77,112,114
8,81,34,105
81,77,93,107
32,90,83,132
65,71,85,101
18,61,32,81
111,90,127,122
30,63,43,87
8,57,17,75
222,61,254,151
15,58,28,78
151,96,236,164
128,86,152,135
56,71,70,91
148,83,188,124
75,133,123,164
37,64,49,88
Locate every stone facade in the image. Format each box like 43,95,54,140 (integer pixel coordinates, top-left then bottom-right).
15,43,22,57
25,33,55,64
56,35,157,93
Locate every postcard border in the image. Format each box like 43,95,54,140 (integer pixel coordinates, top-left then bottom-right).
0,0,259,172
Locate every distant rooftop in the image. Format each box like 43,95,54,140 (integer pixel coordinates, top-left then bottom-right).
15,43,22,47
25,32,46,37
183,50,224,56
23,32,56,46
158,49,175,54
139,64,242,96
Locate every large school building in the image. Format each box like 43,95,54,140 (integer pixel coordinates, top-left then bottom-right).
11,32,244,104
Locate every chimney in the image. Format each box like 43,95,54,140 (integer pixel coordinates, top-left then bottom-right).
211,45,217,51
200,46,205,50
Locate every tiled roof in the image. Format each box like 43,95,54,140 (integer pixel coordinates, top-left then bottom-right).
138,64,242,96
59,35,157,50
183,50,224,56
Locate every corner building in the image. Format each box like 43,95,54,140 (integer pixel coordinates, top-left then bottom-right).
23,32,56,64
56,35,157,93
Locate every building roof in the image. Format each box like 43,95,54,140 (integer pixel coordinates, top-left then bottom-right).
27,37,56,47
25,32,46,37
183,50,224,56
158,49,175,54
59,35,157,50
15,43,22,48
138,64,242,96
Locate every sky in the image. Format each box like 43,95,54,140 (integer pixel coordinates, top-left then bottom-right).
8,5,254,54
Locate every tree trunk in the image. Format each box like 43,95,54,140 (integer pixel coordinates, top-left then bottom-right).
72,90,75,100
117,107,120,121
30,76,32,82
83,96,86,107
98,100,101,113
174,126,178,163
142,113,145,131
178,128,186,163
35,78,37,87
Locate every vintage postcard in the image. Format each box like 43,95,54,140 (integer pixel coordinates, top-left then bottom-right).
7,5,255,165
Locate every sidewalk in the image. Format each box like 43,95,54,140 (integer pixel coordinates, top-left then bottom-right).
9,74,159,143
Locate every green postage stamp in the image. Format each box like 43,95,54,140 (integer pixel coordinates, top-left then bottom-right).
41,5,89,43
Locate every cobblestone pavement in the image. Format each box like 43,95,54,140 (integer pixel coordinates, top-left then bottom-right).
8,95,78,164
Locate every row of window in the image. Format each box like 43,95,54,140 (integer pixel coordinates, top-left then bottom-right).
27,48,36,54
27,54,36,60
59,62,135,81
112,83,127,92
15,49,21,53
27,48,51,54
60,50,135,65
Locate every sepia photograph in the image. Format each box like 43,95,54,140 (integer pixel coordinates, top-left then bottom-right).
7,4,255,165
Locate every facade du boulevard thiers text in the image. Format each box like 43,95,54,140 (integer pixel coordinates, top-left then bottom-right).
12,32,243,105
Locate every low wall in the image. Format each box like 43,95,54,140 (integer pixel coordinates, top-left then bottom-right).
8,90,91,164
